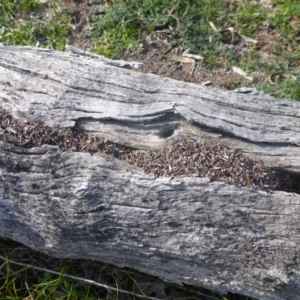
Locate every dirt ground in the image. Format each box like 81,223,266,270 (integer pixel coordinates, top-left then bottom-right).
64,0,267,91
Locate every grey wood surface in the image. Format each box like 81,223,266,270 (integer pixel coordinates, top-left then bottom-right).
1,45,300,172
1,142,300,300
1,45,300,300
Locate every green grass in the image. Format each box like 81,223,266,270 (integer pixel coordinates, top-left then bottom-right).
0,0,299,100
0,243,137,299
1,239,224,300
87,0,300,100
87,0,229,59
0,0,70,50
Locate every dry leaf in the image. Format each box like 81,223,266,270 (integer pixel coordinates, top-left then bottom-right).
209,21,218,32
268,72,285,85
232,66,253,81
170,55,195,63
182,49,204,60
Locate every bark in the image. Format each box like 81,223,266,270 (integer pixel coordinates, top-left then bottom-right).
1,44,300,300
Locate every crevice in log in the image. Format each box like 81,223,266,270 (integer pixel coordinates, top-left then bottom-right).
191,119,298,150
75,112,180,133
1,109,300,195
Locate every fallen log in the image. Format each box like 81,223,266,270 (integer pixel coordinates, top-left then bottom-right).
1,44,300,300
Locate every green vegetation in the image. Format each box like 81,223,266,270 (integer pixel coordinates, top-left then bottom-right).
87,0,300,100
0,240,213,300
0,0,299,99
0,0,70,50
88,0,229,58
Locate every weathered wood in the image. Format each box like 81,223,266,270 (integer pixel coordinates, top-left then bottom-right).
0,45,300,173
1,142,300,300
1,45,300,300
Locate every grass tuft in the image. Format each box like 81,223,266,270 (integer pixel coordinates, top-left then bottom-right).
0,0,70,50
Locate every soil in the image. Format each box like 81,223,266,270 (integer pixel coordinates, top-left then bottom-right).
65,0,259,91
123,41,253,91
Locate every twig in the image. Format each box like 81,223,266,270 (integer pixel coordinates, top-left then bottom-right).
66,45,144,69
0,254,159,300
0,254,223,300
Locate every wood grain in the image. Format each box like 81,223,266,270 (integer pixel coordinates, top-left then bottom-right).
1,45,300,173
1,45,300,300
